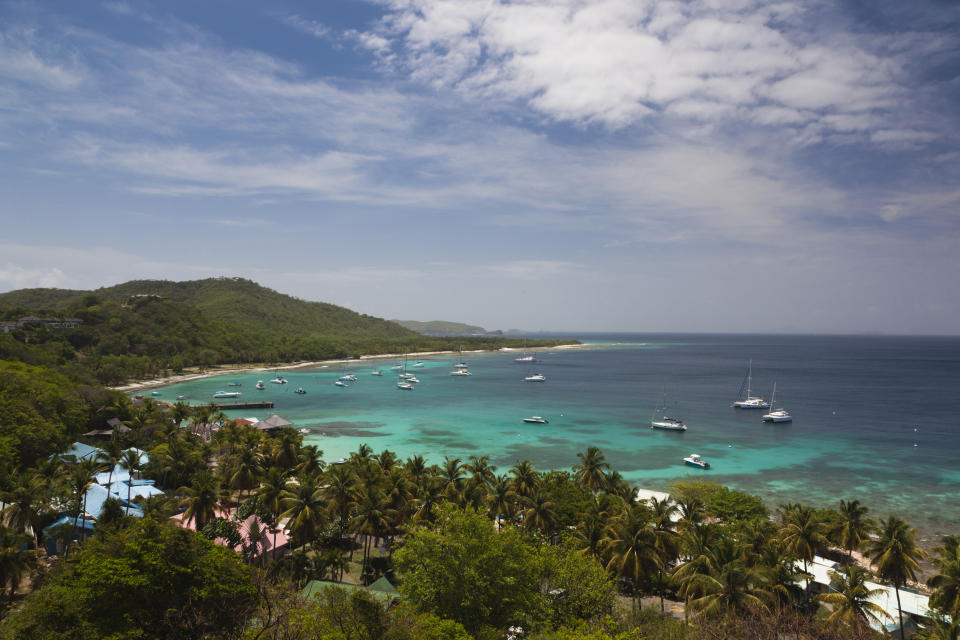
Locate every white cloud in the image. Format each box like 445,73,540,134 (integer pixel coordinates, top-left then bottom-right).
0,264,67,290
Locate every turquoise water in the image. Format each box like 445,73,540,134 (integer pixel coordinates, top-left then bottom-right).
145,334,960,541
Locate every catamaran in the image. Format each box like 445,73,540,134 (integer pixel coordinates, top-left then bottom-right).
733,360,769,409
762,382,793,422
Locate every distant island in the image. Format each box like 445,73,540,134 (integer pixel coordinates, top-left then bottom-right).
392,319,503,336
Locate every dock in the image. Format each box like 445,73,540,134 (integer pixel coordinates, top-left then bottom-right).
196,401,275,410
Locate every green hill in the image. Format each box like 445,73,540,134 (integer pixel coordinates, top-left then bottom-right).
393,320,495,335
0,278,569,385
0,278,413,339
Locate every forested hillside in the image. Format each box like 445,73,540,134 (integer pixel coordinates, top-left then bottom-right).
0,278,567,384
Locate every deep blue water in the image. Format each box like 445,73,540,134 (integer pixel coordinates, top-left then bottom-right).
149,334,960,540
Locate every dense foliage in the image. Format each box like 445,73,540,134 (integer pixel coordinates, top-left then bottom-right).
2,518,257,639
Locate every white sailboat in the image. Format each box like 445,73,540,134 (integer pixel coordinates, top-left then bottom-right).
762,382,793,422
651,385,687,431
733,360,769,409
450,346,472,376
514,338,536,363
397,353,414,390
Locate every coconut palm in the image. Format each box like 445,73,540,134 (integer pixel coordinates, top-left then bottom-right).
686,553,769,618
438,457,465,501
119,448,143,515
573,446,610,493
815,565,889,631
486,474,516,527
465,455,496,493
68,457,104,551
0,525,34,601
351,488,393,580
928,535,960,620
913,615,960,640
179,471,220,531
521,488,558,537
672,522,721,621
280,474,325,551
257,466,291,556
412,476,445,524
227,446,263,502
867,515,926,640
96,438,124,490
604,506,659,609
324,465,358,546
1,472,51,548
404,455,429,491
374,449,400,473
777,504,828,598
296,445,324,479
834,499,873,562
510,459,540,500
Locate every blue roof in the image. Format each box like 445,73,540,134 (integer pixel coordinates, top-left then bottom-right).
83,484,144,519
61,442,99,461
43,514,96,535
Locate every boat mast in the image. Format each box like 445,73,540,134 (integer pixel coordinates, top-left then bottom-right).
746,359,753,399
770,381,777,411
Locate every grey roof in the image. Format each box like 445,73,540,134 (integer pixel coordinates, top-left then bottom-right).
257,414,293,429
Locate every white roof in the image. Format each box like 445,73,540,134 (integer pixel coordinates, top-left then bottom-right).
635,488,671,503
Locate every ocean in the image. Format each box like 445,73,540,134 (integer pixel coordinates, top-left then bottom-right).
146,334,960,542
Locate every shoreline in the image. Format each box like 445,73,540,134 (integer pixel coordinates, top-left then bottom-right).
112,343,583,393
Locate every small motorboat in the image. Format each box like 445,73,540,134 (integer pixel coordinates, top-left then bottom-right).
150,391,161,396
371,370,383,376
335,379,349,387
213,391,241,399
405,376,420,383
524,373,546,382
391,364,403,370
397,381,414,390
450,369,472,376
299,428,310,434
523,416,548,424
227,381,242,387
294,387,306,395
255,380,265,390
270,376,287,384
413,361,425,368
176,395,185,400
341,374,358,381
684,454,710,469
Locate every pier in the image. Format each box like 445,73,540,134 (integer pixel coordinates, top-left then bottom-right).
197,401,274,410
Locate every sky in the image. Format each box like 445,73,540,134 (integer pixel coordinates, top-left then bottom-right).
1,0,958,334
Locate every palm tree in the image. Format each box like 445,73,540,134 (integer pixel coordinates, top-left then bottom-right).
296,445,324,479
686,553,769,618
648,497,679,612
96,439,124,490
324,465,358,548
913,615,960,640
68,458,104,552
351,488,392,580
815,565,889,631
374,449,400,473
465,455,496,500
672,522,721,621
486,474,516,528
573,446,610,493
438,457,465,501
179,471,220,531
0,525,34,601
412,477,445,524
777,504,828,598
404,455,429,491
119,448,143,516
510,459,539,500
257,466,291,557
280,474,325,550
834,499,873,562
1,472,51,548
603,506,659,610
227,446,263,503
928,535,960,620
867,515,926,640
521,489,558,537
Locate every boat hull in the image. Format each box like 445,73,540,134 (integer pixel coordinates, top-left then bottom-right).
651,421,687,431
684,460,710,469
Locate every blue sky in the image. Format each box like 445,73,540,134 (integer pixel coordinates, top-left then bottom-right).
1,0,958,333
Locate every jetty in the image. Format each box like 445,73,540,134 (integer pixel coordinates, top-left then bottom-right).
197,401,274,410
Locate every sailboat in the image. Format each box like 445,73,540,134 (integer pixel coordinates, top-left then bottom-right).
733,360,769,409
397,353,414,390
514,338,536,363
762,382,792,422
651,385,687,431
269,370,288,384
450,346,472,376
